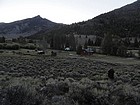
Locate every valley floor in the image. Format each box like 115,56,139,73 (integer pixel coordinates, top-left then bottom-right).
0,52,140,105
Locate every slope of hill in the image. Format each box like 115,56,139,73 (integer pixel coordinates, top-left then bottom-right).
81,0,140,37
0,15,59,38
29,0,140,39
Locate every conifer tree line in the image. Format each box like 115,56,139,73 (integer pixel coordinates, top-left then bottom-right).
49,34,76,51
0,36,5,43
46,32,140,56
101,33,140,57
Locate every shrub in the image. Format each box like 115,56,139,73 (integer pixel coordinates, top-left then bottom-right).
40,82,69,98
108,84,140,105
20,45,36,50
0,50,4,53
11,44,20,50
51,51,57,56
138,49,140,58
0,85,43,105
0,44,3,49
117,45,127,57
69,83,109,105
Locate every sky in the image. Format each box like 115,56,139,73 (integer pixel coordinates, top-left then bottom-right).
0,0,137,24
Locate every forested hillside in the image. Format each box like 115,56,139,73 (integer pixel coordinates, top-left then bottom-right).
29,0,140,40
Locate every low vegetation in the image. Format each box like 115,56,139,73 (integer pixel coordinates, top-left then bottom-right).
0,1,140,104
0,54,140,105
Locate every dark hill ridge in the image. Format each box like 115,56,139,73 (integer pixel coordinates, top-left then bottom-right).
29,0,140,39
69,0,140,37
83,0,140,37
1,0,140,39
0,15,59,38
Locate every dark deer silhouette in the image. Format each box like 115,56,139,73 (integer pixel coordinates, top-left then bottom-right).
108,69,115,79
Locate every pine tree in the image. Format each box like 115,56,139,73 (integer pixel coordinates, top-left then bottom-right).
84,40,88,49
95,37,102,46
50,37,54,48
69,34,76,51
0,36,5,43
124,37,130,47
76,45,82,55
138,49,140,58
2,36,5,43
88,38,91,46
101,33,113,55
134,37,139,48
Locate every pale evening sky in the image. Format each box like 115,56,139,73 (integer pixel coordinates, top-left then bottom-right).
0,0,137,24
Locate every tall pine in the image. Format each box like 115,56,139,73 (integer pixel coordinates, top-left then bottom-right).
101,33,113,55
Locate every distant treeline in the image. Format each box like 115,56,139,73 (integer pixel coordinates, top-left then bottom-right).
0,36,37,50
0,44,36,50
47,33,76,50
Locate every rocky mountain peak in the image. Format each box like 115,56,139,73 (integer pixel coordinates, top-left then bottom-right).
0,16,59,38
33,15,43,19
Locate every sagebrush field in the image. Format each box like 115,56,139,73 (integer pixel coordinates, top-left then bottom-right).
0,52,140,105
